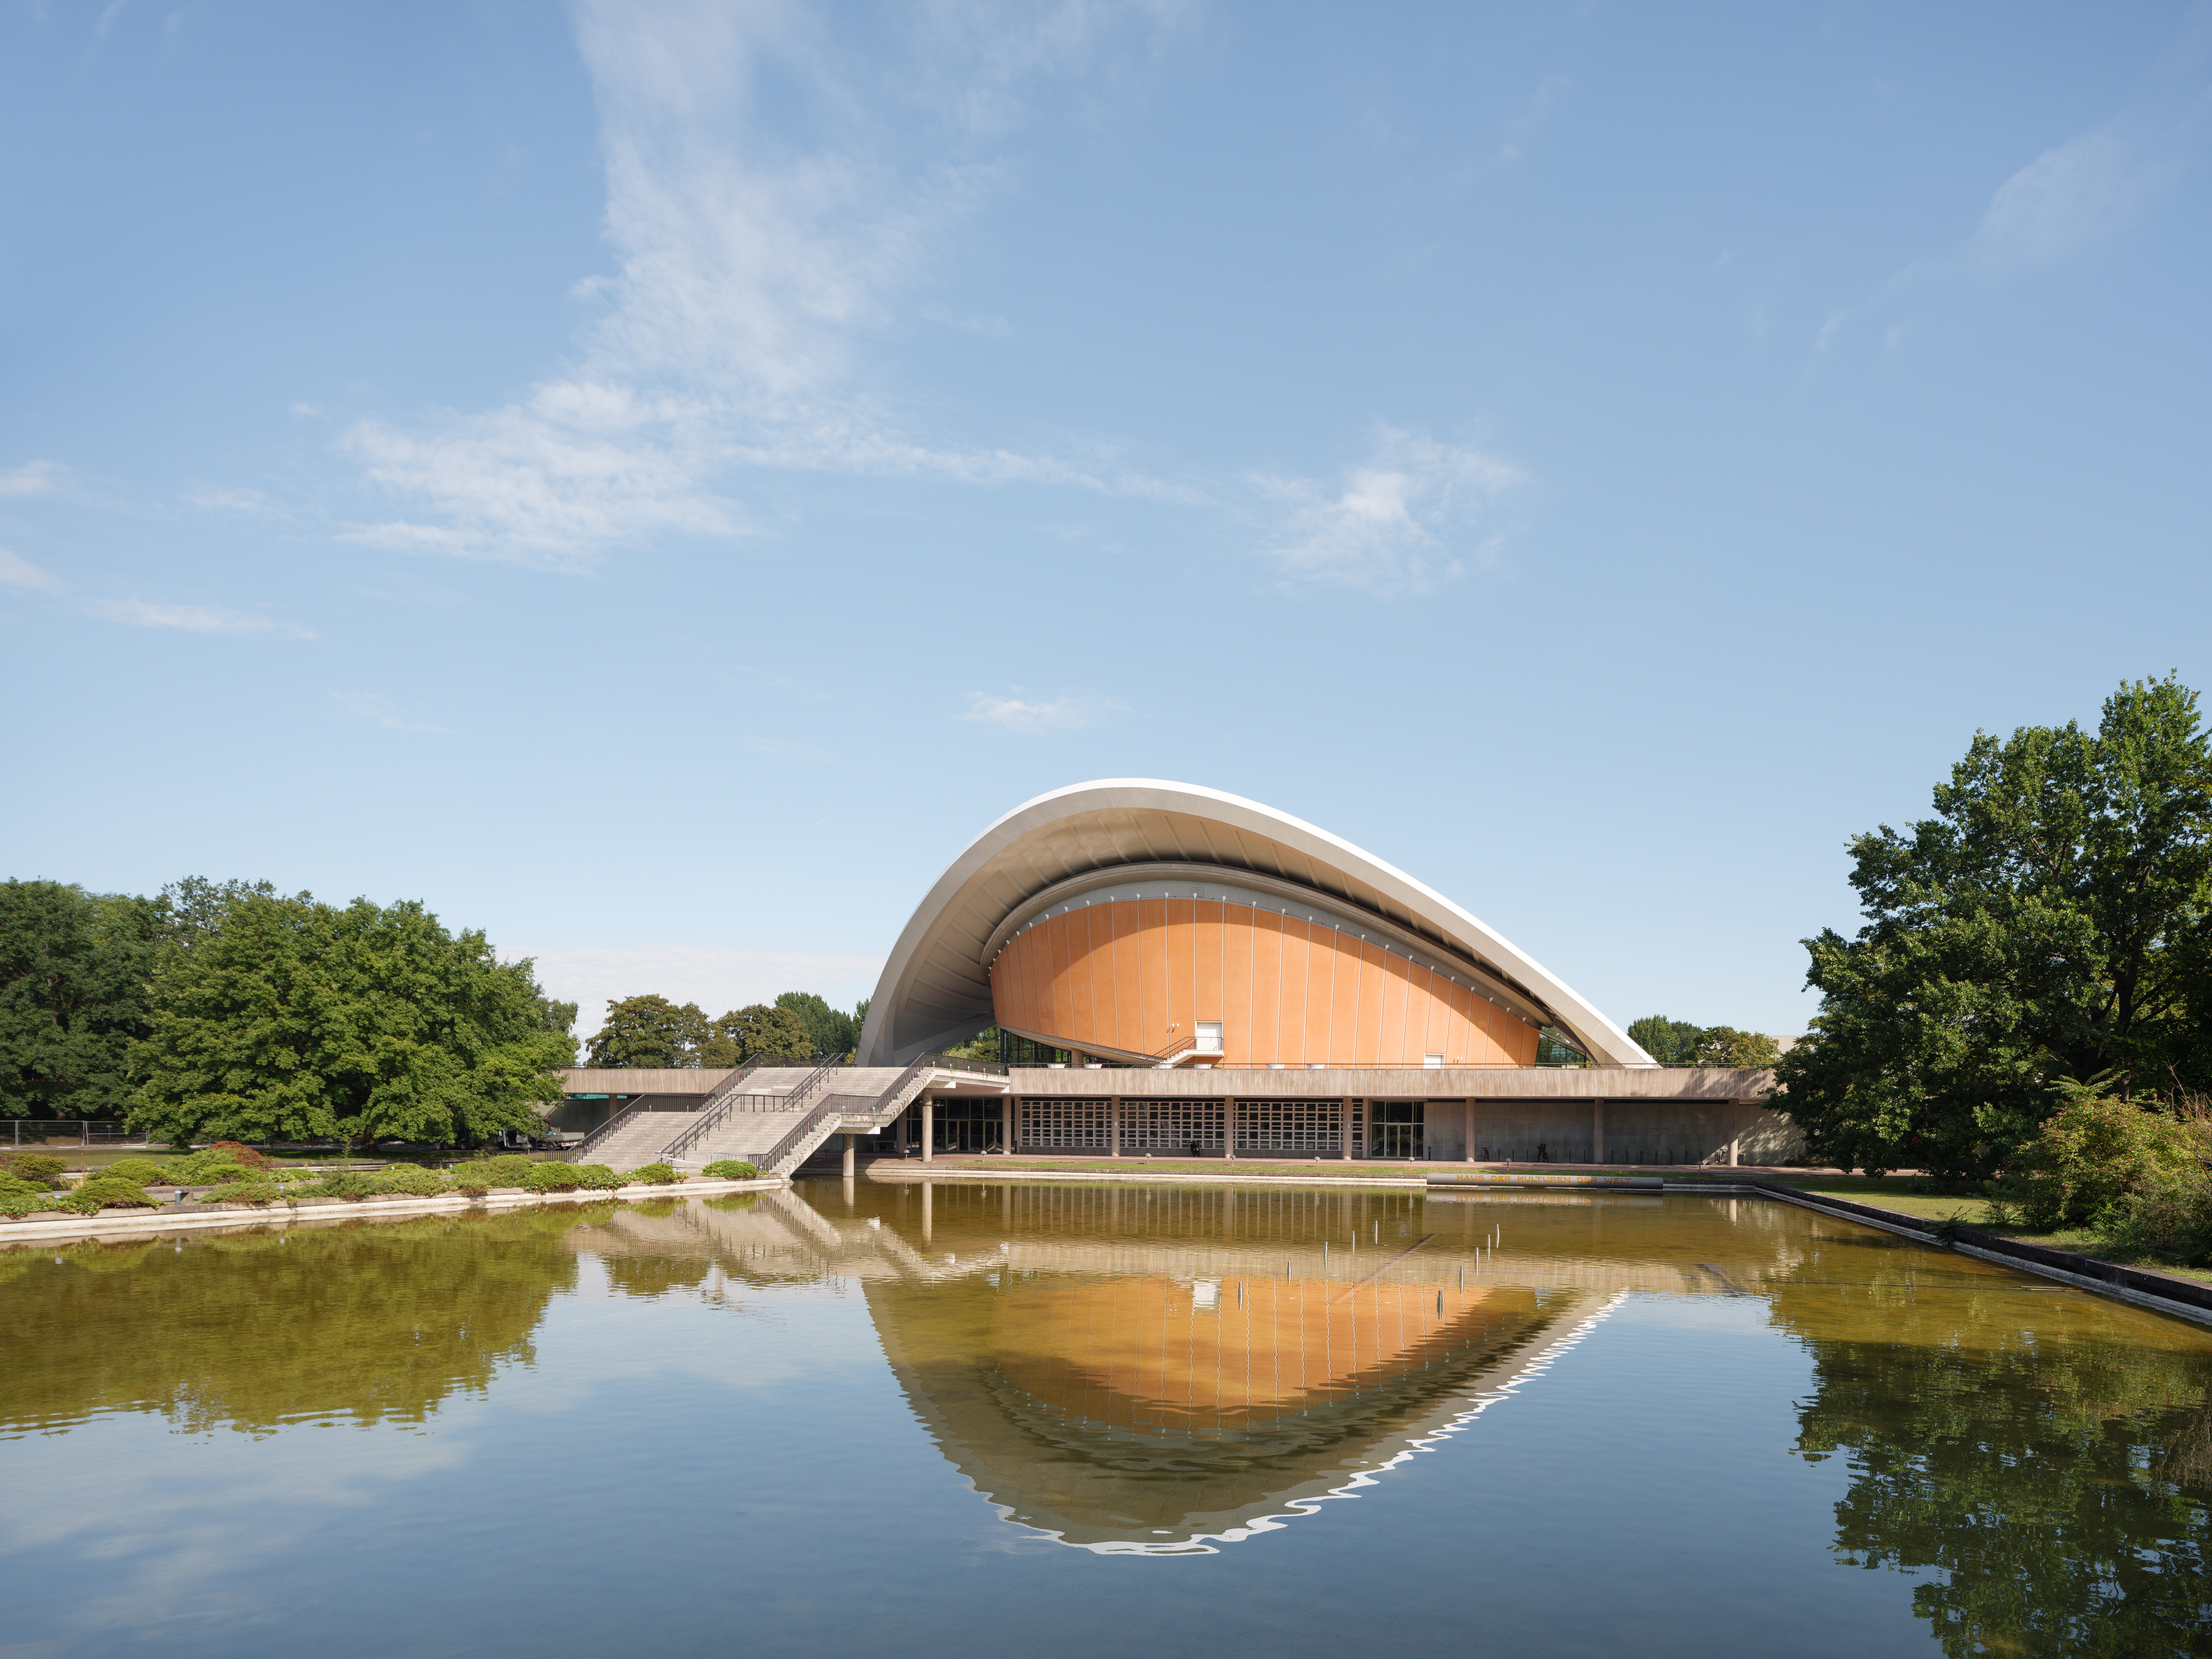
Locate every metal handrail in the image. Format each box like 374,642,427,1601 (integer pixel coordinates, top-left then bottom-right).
571,1102,643,1159
659,1057,847,1163
917,1050,1010,1076
750,1101,844,1177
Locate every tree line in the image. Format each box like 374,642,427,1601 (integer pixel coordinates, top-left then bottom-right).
0,877,576,1148
582,991,869,1069
1625,1017,1782,1068
1779,676,2212,1236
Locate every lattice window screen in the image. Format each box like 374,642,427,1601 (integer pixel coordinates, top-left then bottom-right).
1016,1098,1109,1149
1126,1100,1227,1151
1234,1098,1345,1154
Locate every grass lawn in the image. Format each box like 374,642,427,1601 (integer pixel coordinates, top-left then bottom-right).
1747,1173,2212,1287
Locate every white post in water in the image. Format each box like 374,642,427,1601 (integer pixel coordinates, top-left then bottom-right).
921,1095,935,1164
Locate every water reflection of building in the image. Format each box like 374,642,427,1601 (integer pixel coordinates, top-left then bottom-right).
573,1180,1813,1550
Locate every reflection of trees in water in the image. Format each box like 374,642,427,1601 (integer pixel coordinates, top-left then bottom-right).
0,1206,621,1437
1771,1265,2212,1658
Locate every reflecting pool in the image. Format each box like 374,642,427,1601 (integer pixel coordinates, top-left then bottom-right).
4,1180,2210,1657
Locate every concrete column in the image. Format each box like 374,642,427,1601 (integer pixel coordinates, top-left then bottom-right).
1109,1096,1122,1158
1463,1100,1475,1163
922,1096,935,1164
1729,1100,1743,1167
1592,1100,1605,1165
1001,1095,1012,1154
1338,1097,1352,1161
842,1132,855,1180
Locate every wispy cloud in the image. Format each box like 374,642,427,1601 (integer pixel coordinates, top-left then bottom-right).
921,303,1012,338
1,552,311,636
82,598,313,638
0,460,63,497
1968,126,2180,269
0,548,69,594
960,688,1129,734
342,0,1189,568
1253,430,1520,595
330,691,450,734
184,485,284,516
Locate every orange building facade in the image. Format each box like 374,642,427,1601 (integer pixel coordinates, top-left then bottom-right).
988,885,1543,1069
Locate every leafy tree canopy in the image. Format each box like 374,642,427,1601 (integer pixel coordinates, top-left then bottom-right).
586,995,709,1068
1626,1015,1780,1069
704,1003,818,1066
0,880,167,1117
775,990,855,1058
1627,1016,1703,1065
131,890,574,1149
1774,676,2212,1179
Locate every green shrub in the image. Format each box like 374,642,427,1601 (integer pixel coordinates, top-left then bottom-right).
2094,1171,2212,1267
626,1162,682,1186
101,1158,173,1188
523,1163,584,1192
62,1175,165,1214
0,1152,68,1188
373,1165,448,1198
200,1179,284,1206
0,1174,63,1216
567,1163,622,1191
166,1148,256,1185
700,1160,760,1181
205,1140,274,1170
1998,1093,2201,1228
451,1154,538,1188
296,1173,378,1201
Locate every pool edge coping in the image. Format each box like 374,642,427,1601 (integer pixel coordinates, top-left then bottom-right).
0,1176,786,1245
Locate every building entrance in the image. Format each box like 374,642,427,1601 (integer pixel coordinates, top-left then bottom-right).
921,1096,1004,1154
1369,1101,1424,1159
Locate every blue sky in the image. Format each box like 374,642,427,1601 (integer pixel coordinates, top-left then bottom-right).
5,1,2209,1041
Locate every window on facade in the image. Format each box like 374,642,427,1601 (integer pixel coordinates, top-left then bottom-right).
1196,1021,1224,1054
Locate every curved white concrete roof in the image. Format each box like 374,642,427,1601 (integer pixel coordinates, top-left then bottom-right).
857,780,1656,1070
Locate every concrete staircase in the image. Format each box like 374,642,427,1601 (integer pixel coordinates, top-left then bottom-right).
574,1108,689,1174
670,1065,911,1177
574,1055,1015,1180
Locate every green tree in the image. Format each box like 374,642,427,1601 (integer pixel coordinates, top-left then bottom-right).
1683,1026,1781,1068
1626,1015,1703,1066
584,995,708,1068
131,891,573,1149
1777,676,2212,1180
0,880,166,1118
1626,1016,1779,1069
701,1003,817,1066
775,990,855,1057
